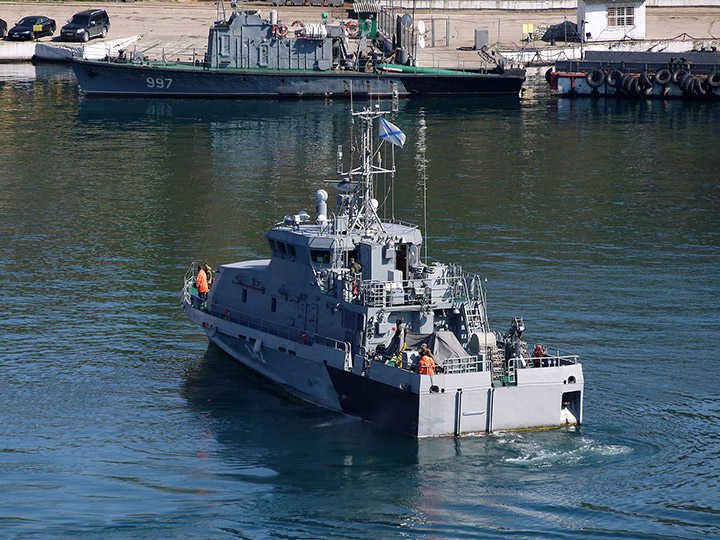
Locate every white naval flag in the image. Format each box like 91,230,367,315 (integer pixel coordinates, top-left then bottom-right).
379,117,406,148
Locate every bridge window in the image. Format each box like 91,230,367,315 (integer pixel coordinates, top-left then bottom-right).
310,250,331,264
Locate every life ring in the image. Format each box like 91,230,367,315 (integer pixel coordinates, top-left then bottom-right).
654,68,671,86
221,309,230,321
707,70,720,88
585,69,604,88
276,24,288,38
298,331,307,344
605,69,623,88
352,280,359,297
346,20,359,36
290,20,304,36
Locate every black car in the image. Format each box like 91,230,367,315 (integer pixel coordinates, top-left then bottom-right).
7,16,56,41
60,9,110,42
0,19,7,38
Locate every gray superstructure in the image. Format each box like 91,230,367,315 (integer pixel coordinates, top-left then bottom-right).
182,104,584,437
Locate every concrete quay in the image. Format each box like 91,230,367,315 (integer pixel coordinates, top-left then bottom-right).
1,1,720,69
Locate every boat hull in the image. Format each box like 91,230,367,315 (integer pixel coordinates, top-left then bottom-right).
71,59,525,98
185,303,583,438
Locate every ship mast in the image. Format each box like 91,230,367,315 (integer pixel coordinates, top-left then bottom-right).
343,105,396,236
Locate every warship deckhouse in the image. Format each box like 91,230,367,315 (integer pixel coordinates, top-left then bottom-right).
182,105,584,437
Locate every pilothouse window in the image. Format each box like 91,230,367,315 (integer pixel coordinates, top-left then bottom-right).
310,250,331,264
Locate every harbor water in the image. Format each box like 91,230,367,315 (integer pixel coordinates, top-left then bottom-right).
1,63,719,539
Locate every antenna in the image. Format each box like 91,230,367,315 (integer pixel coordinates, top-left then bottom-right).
422,146,428,263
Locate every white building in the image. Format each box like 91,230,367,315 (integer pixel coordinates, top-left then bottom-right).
577,0,646,41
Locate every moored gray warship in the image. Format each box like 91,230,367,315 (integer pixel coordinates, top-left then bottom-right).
71,5,524,98
181,103,583,437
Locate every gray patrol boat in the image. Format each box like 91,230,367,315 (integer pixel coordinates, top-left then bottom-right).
181,104,583,437
71,6,524,98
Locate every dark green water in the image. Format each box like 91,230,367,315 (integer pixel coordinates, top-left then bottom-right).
1,63,719,539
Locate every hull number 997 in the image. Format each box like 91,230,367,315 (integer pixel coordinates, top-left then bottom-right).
146,77,173,89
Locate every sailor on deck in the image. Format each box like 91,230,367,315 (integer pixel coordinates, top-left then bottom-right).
196,265,209,306
418,344,436,375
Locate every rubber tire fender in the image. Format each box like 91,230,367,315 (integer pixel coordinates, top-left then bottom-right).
545,67,554,85
620,73,635,93
628,76,642,95
695,77,709,97
654,68,671,86
606,69,623,88
586,68,605,87
640,71,653,89
680,75,695,94
707,70,720,88
672,69,689,85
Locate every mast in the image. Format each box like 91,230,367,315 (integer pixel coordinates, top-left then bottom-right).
335,105,396,236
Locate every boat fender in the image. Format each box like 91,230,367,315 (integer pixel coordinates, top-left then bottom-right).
253,338,263,353
290,20,304,36
671,69,689,85
276,24,288,38
707,70,720,88
628,76,642,96
606,69,623,88
680,75,696,95
544,67,554,85
654,68,671,86
639,70,653,89
585,69,604,88
346,20,359,36
696,77,709,97
618,73,634,93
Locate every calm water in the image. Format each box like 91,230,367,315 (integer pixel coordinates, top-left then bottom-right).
1,63,719,539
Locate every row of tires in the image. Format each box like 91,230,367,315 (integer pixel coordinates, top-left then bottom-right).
585,67,720,97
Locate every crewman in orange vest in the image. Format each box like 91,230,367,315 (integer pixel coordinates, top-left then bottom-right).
418,344,436,375
196,265,209,305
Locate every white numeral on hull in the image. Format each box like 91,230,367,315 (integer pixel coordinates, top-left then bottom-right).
146,77,172,89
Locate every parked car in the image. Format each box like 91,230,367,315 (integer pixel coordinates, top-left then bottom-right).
0,19,8,38
7,16,56,41
60,10,110,42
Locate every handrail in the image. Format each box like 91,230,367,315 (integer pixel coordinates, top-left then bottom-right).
525,354,579,367
183,284,348,353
